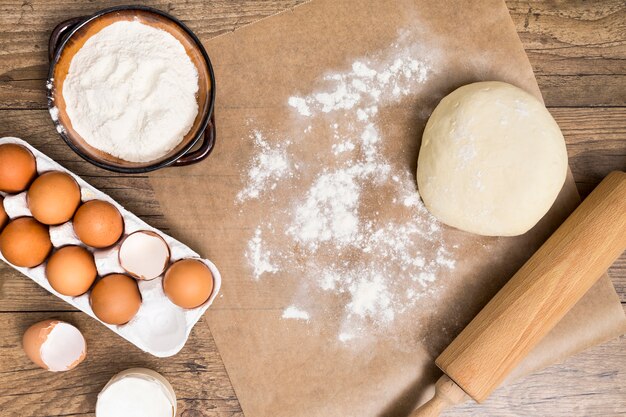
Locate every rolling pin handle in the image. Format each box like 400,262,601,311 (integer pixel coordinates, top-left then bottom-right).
409,375,468,417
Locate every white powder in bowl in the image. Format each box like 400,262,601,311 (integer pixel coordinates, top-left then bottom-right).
62,21,199,163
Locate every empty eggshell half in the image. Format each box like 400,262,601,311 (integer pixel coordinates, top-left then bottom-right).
119,231,170,280
22,319,86,372
96,368,176,417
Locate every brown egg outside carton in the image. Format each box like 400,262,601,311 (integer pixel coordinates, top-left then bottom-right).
46,245,97,297
73,200,124,249
28,171,81,225
0,143,37,194
163,259,214,309
90,274,142,325
0,217,52,267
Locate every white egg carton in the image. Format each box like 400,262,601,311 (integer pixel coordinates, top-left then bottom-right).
0,137,221,357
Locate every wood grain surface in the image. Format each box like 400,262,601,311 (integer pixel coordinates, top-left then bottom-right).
0,1,624,416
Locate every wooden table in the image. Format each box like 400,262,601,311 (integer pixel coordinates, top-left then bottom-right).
0,1,624,416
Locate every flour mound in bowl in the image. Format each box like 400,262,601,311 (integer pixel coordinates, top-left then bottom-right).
62,20,199,163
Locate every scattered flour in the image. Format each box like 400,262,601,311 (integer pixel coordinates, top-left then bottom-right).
288,168,361,248
287,56,428,119
239,36,456,340
347,274,394,322
332,141,355,155
288,97,312,117
236,131,291,201
49,106,59,122
282,306,310,321
246,227,277,280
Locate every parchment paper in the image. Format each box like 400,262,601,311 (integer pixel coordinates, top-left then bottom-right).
148,1,626,415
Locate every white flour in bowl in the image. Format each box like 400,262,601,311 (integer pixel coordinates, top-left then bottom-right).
62,20,199,163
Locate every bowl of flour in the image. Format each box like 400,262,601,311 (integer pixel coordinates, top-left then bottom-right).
47,6,216,173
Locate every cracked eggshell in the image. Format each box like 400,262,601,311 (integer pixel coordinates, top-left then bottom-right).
119,231,170,280
96,368,176,417
22,319,86,372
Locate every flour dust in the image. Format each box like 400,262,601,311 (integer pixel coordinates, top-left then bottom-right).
236,34,457,343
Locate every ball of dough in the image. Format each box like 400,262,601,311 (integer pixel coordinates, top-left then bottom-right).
417,81,567,236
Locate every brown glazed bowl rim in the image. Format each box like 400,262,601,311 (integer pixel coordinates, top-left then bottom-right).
46,5,216,174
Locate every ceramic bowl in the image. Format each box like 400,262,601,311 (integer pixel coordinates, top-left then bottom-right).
47,5,216,173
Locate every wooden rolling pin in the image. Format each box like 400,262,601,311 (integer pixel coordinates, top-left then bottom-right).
411,171,626,417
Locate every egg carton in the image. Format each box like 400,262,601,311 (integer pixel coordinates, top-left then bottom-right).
0,137,221,357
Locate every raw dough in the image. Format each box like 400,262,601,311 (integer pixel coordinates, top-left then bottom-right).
416,81,567,236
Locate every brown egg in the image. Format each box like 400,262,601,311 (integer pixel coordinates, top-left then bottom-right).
0,197,7,231
0,143,37,193
28,171,81,225
0,217,51,267
163,259,214,309
46,246,97,296
73,200,124,248
90,274,141,325
22,319,86,372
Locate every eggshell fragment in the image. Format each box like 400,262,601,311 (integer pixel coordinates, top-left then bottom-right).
46,246,97,296
0,143,37,193
96,368,176,417
163,259,214,309
73,200,124,248
22,319,86,372
0,197,8,231
0,217,52,267
28,171,81,225
119,231,170,280
90,274,142,325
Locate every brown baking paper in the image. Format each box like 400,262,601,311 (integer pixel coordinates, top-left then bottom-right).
148,1,626,416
